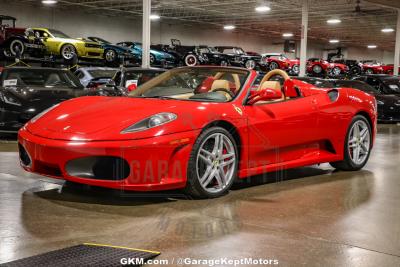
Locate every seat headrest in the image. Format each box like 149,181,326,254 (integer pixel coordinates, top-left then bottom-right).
259,81,281,91
211,79,230,91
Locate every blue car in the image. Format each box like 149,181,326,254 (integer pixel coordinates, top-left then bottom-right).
87,37,139,65
116,41,175,67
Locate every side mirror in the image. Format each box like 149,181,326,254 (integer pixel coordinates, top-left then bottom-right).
247,88,283,105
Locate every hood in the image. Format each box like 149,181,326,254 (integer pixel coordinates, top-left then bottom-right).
104,44,131,53
26,96,227,141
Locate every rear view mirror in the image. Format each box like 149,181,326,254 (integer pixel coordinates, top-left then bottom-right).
247,88,283,105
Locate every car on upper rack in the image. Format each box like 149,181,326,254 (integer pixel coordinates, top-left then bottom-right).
117,41,175,67
332,79,400,123
331,59,362,75
18,67,377,198
215,46,264,70
31,28,104,61
73,67,117,88
0,15,45,58
89,67,166,96
359,60,384,74
86,37,139,65
307,58,349,77
0,67,85,133
379,64,400,75
261,53,300,75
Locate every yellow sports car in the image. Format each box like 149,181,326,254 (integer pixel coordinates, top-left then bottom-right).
31,28,104,61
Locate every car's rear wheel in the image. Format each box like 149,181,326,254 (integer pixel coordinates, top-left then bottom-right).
350,65,362,75
9,39,25,57
291,64,300,75
330,115,372,171
220,60,228,66
269,61,279,70
185,127,238,198
150,54,156,64
60,44,77,61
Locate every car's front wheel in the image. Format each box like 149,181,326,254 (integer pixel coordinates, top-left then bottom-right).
104,49,117,64
184,54,198,66
312,64,323,74
60,44,77,61
331,66,342,77
245,59,256,70
269,61,279,70
185,127,238,198
330,115,372,171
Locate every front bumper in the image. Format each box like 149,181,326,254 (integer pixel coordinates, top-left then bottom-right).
18,128,201,191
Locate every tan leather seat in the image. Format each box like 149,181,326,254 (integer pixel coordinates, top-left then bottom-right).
259,81,285,102
210,79,232,101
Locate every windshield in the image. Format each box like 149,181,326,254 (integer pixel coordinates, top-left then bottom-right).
235,48,245,55
123,70,164,88
49,29,71,38
208,47,218,53
1,69,82,88
88,69,116,79
382,78,400,94
129,67,249,102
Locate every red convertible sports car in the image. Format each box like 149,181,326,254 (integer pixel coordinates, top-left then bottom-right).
18,68,377,198
262,53,300,75
360,60,384,74
307,58,349,77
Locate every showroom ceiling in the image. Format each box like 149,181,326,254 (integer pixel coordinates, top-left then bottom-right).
15,0,399,50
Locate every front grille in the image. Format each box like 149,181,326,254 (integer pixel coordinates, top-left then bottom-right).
66,156,130,180
35,161,62,177
85,43,102,48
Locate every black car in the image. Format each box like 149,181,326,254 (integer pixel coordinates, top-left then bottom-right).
93,67,166,96
214,46,263,70
351,75,400,122
0,67,85,133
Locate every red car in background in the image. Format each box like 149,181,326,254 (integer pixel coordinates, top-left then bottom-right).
359,60,384,74
262,53,300,75
380,64,400,75
307,58,348,77
19,67,376,198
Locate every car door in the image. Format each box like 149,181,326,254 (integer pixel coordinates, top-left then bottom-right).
244,94,319,168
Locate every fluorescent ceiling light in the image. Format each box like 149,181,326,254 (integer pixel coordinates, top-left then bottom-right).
42,0,57,4
381,28,394,33
282,33,293,37
255,5,271,12
327,19,341,24
367,45,377,49
150,14,160,20
329,39,340,43
224,25,236,30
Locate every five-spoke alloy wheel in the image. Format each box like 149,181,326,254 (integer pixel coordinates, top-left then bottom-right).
186,127,238,198
330,115,372,171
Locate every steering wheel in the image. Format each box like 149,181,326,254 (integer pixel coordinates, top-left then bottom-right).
211,88,234,101
258,69,290,90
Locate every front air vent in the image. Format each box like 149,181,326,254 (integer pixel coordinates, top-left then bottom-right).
327,89,339,102
18,143,31,167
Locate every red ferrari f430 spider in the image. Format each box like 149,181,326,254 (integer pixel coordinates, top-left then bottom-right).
18,67,377,198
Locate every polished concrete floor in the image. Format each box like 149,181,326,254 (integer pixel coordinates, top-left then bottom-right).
0,125,400,266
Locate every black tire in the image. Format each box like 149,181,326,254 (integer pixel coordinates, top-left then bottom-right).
104,49,117,64
245,59,256,70
220,60,228,66
331,66,342,77
150,54,156,64
185,127,238,199
330,115,372,171
312,64,323,74
350,65,361,75
60,44,77,61
9,39,25,57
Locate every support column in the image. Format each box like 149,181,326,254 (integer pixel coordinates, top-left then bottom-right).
394,9,400,76
142,0,151,68
299,0,309,77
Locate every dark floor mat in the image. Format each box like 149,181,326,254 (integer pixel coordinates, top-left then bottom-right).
0,243,160,267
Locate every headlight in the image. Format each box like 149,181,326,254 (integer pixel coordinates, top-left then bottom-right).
377,100,384,105
0,91,21,106
30,104,59,123
121,112,177,133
